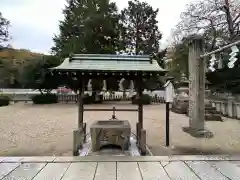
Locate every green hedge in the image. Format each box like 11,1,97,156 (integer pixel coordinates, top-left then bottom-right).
32,93,58,104
131,94,152,105
0,95,10,106
83,94,92,104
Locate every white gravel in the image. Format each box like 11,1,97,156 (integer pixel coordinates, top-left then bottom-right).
0,103,240,156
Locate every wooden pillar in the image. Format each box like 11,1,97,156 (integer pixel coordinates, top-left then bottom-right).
137,84,143,130
73,79,85,156
140,129,146,155
136,78,143,142
136,78,146,154
183,36,213,138
78,80,84,129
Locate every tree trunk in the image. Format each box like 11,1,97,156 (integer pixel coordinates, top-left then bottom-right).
210,22,217,51
135,12,140,55
224,0,235,41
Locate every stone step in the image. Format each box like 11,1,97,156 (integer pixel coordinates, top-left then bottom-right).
187,106,219,113
205,104,213,108
205,109,221,115
88,149,130,156
205,114,223,121
171,107,187,114
205,106,217,111
186,112,223,121
172,100,221,118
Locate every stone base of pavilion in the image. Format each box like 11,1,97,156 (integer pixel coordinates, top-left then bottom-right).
78,135,143,156
73,121,149,156
182,126,214,138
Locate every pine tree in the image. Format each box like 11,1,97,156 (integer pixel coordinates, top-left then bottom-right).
120,0,162,55
52,0,121,57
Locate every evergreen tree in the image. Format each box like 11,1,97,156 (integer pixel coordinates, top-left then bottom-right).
52,0,121,57
169,40,189,81
120,0,162,55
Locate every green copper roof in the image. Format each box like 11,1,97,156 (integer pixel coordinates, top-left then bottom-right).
50,54,166,73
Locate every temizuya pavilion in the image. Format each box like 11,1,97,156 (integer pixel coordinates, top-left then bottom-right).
50,54,167,156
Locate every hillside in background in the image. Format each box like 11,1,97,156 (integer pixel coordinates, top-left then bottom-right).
0,46,45,88
0,47,44,63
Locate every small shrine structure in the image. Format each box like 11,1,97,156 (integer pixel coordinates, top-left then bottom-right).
50,54,166,155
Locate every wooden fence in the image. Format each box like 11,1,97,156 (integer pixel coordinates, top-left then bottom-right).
57,93,165,104
3,91,165,104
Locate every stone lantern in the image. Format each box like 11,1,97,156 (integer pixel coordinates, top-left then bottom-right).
171,73,222,121
171,73,189,114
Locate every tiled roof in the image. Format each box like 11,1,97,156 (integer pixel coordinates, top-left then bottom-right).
51,54,166,73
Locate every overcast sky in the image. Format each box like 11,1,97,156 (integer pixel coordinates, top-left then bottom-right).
0,0,193,54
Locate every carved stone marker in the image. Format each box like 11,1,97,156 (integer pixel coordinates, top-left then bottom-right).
90,120,131,152
182,37,213,138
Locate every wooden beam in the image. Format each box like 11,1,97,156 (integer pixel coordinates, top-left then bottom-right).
53,70,164,78
84,108,138,112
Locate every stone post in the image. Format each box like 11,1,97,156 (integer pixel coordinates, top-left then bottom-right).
183,36,213,138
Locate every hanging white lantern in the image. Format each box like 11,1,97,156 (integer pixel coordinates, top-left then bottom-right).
228,45,239,68
102,80,107,91
129,80,135,96
209,54,216,72
88,79,92,91
119,78,124,91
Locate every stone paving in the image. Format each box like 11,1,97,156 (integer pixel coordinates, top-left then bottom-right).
0,103,240,156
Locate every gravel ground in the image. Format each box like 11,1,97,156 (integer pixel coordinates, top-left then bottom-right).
0,103,240,156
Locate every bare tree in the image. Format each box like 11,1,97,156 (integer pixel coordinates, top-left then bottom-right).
0,12,10,44
173,0,240,50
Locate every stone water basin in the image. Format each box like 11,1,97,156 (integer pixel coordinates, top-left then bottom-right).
90,120,131,152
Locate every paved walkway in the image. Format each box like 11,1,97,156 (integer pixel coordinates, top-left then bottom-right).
1,155,240,179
